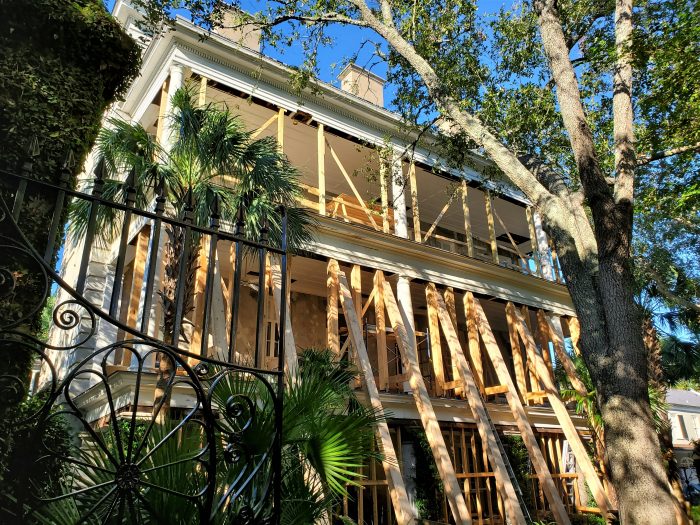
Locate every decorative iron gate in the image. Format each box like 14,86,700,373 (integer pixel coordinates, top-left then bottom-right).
0,162,288,524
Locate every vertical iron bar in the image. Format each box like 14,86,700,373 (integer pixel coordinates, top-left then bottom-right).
12,138,38,221
171,195,194,347
109,171,136,318
140,181,166,334
227,209,245,363
273,207,288,525
76,159,106,295
254,222,269,369
11,179,27,221
199,197,220,358
43,163,71,263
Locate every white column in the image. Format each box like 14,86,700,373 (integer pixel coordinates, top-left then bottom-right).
162,63,185,151
533,210,554,280
391,149,408,239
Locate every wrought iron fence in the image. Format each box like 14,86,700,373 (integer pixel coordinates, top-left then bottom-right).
0,161,288,524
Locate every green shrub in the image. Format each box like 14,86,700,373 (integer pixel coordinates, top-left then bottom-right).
0,0,139,380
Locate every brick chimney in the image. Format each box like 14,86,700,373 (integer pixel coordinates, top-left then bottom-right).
212,8,261,52
338,63,385,107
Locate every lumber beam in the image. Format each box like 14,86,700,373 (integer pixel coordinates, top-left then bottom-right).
508,303,614,517
327,259,340,355
277,108,285,152
423,189,458,242
408,161,421,241
463,294,484,394
374,271,389,391
566,317,582,357
318,123,326,215
425,284,445,396
327,140,379,230
338,273,417,525
124,227,149,329
467,293,571,525
484,190,500,265
444,287,461,394
541,311,587,397
430,284,526,525
251,113,278,140
155,79,169,144
381,158,391,234
383,281,472,525
188,238,209,366
526,207,541,277
198,76,207,106
461,180,474,257
535,310,555,378
270,256,298,375
506,303,528,402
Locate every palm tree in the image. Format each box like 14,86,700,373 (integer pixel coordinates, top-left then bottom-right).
29,349,381,524
71,84,312,414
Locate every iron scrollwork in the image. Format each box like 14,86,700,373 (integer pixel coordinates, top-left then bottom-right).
0,170,286,524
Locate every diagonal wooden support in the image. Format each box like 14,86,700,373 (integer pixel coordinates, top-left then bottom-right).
337,270,416,525
539,310,588,397
466,293,571,525
508,303,614,517
382,280,472,525
428,284,526,525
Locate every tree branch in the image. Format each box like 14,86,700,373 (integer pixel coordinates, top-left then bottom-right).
612,0,636,207
637,141,700,165
639,260,700,315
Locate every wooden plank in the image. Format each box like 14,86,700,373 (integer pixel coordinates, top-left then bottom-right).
521,306,540,400
374,271,389,391
327,141,379,230
484,385,509,396
351,265,362,322
430,284,525,525
269,256,298,375
318,123,326,215
567,317,582,357
526,207,541,277
506,303,528,403
277,108,285,152
188,238,209,365
541,311,587,397
382,281,472,525
461,180,474,257
327,259,340,355
337,273,416,525
425,283,445,396
155,79,169,144
408,161,421,242
423,189,458,242
535,310,555,378
381,158,391,234
493,206,530,270
125,228,150,331
484,190,500,265
464,294,484,394
444,287,461,395
468,293,570,525
198,76,207,106
509,303,614,517
251,113,278,140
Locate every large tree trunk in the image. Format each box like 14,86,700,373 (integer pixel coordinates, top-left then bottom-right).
347,1,679,521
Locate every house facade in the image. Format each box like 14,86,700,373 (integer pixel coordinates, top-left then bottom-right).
40,2,616,523
668,389,700,491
